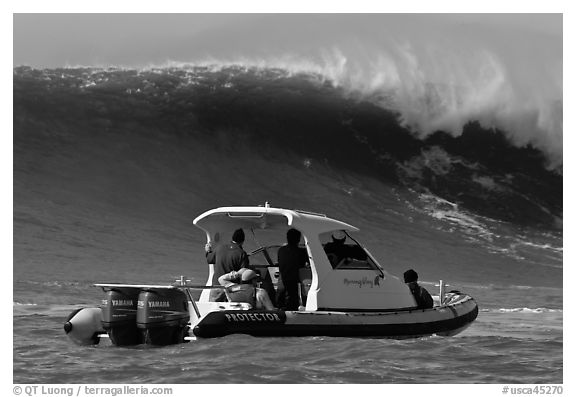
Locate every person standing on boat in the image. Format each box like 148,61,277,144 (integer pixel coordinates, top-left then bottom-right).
218,268,275,310
403,269,434,309
210,228,250,302
277,228,308,310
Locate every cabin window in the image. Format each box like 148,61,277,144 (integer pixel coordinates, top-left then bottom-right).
320,231,379,271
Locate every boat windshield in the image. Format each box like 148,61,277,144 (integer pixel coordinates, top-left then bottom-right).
320,230,382,272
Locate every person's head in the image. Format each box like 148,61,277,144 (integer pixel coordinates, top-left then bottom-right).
403,269,419,284
286,228,302,246
240,269,260,285
331,230,346,245
232,228,245,244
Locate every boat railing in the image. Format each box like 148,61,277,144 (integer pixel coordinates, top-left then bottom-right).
434,279,450,306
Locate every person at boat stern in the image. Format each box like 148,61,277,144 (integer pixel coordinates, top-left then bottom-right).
210,229,250,302
403,269,434,309
218,268,275,310
277,228,308,310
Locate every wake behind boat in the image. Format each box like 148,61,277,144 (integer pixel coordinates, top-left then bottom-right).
64,204,478,345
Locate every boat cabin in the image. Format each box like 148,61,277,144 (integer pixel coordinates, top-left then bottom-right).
193,205,417,311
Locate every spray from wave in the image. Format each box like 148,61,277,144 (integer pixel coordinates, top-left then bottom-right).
167,47,561,170
17,14,562,168
138,14,561,170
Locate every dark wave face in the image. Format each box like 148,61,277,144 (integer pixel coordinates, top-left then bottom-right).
14,66,561,228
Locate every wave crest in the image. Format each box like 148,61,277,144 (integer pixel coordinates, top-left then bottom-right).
166,40,561,169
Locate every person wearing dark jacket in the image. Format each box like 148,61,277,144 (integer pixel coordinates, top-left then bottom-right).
277,228,308,310
210,229,250,302
403,269,434,309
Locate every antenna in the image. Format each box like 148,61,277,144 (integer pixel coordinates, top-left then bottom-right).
251,228,263,248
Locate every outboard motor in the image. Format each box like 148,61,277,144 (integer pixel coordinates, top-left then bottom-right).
64,307,104,345
136,288,190,345
101,287,140,346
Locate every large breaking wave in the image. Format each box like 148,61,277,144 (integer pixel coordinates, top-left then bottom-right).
188,46,562,168
13,64,561,228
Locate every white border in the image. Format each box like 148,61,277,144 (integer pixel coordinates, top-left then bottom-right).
5,2,571,393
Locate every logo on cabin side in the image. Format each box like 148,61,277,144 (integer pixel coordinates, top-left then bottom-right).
343,276,383,288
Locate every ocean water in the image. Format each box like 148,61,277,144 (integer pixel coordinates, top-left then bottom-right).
13,65,562,384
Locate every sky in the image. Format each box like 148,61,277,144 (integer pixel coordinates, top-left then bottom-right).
13,13,562,68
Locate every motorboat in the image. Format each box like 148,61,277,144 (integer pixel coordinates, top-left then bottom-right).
64,203,478,345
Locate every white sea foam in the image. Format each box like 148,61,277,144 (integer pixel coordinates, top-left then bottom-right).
481,308,562,313
414,192,496,242
512,240,564,254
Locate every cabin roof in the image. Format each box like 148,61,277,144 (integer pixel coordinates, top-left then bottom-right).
193,205,359,235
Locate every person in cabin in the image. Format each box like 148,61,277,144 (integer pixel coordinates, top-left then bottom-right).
403,269,434,309
209,228,250,302
277,228,308,310
324,230,367,267
218,268,275,310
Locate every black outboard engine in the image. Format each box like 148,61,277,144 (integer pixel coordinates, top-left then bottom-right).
101,287,141,346
136,288,190,345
